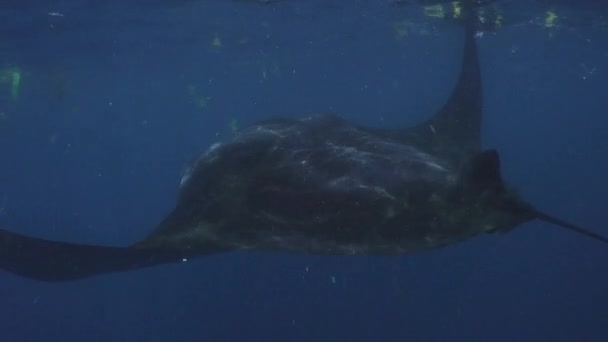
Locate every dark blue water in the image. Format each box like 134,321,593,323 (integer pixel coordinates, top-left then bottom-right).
1,1,607,341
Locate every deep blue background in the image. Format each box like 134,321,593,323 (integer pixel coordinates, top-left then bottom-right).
1,1,607,341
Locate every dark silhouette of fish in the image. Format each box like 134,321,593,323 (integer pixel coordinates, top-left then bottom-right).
1,19,606,282
391,0,498,7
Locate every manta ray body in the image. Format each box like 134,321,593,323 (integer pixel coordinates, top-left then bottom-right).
1,22,605,282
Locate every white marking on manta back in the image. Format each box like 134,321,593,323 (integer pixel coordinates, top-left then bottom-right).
179,168,193,188
207,142,222,154
180,142,222,188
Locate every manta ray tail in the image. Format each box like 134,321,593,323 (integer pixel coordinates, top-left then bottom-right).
533,211,608,245
465,150,608,246
0,228,188,281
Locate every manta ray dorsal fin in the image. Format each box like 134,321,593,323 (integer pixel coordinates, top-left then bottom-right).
403,23,482,167
458,149,505,193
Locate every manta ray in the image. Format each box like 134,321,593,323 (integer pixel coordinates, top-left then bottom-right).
1,22,606,282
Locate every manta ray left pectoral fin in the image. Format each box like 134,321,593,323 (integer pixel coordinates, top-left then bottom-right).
402,18,482,166
0,228,190,281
